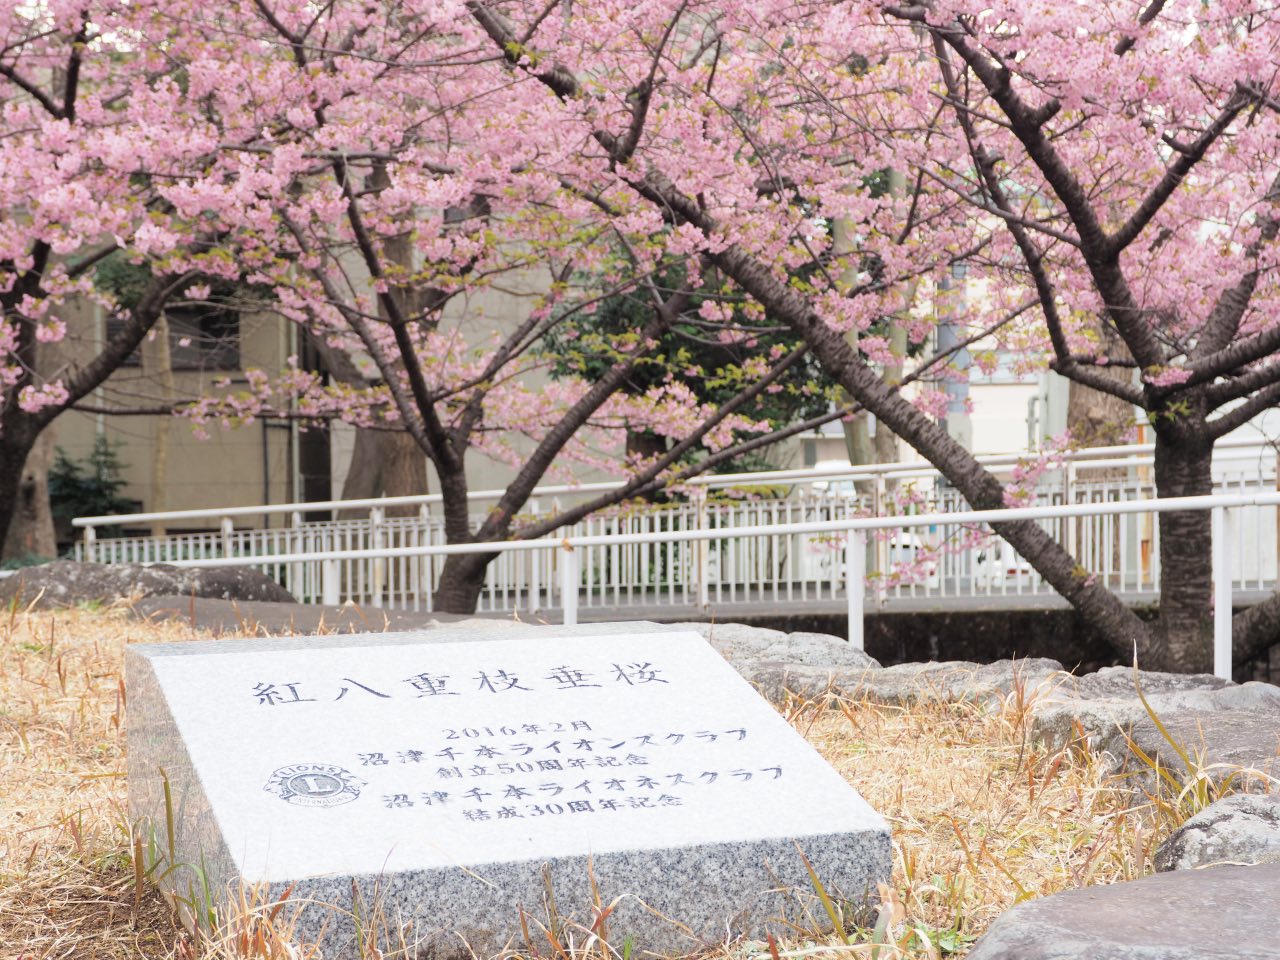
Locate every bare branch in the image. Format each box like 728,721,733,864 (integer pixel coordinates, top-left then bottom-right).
904,10,1168,369
510,341,811,540
1207,381,1280,438
43,271,194,430
1108,87,1252,254
1114,0,1170,56
0,63,62,117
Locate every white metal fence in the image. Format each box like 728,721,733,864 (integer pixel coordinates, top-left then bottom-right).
119,491,1277,680
71,439,1279,616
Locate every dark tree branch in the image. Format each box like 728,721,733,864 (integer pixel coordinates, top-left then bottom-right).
902,10,1168,370
330,156,462,472
474,288,694,541
1193,168,1280,361
35,271,193,431
1188,323,1280,394
61,18,88,121
930,38,1147,404
1204,358,1280,407
1231,586,1280,665
511,341,813,540
613,3,685,166
279,212,441,462
1206,382,1280,439
0,63,62,117
1049,357,1146,405
1114,0,1169,55
1107,87,1252,254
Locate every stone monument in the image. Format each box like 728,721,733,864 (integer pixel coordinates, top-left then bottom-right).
127,622,889,955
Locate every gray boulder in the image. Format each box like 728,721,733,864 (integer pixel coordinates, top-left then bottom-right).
966,863,1280,959
666,621,881,671
1155,794,1280,871
741,657,1062,706
1032,681,1280,791
1049,664,1233,701
1031,672,1279,748
0,560,296,607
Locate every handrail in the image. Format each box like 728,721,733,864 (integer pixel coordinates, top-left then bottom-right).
70,436,1276,530
155,489,1280,562
152,488,1270,681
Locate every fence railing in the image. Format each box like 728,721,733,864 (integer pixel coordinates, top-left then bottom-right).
70,439,1278,613
143,490,1278,680
71,435,1276,533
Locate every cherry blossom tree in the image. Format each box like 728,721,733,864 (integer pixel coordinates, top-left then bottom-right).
0,1,212,558
456,0,1280,671
126,0,885,612
21,0,1280,667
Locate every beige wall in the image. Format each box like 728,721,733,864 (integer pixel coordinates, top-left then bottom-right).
56,261,809,527
55,307,295,529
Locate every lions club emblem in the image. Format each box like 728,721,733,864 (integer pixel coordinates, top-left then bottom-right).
264,763,364,807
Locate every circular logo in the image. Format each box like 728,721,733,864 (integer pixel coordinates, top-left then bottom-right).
264,763,364,808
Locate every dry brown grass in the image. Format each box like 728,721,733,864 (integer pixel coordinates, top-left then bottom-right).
2,605,1166,960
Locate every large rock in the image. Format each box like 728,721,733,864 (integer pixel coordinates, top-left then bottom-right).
1032,680,1280,791
1048,664,1234,701
742,658,1063,706
1155,794,1280,871
966,863,1280,959
666,621,881,671
0,560,296,607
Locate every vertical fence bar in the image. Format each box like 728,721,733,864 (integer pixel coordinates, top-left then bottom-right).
529,500,541,614
846,530,866,650
1212,506,1234,681
561,545,579,626
321,559,341,606
694,489,710,609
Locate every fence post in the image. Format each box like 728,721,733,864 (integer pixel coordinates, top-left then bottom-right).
220,517,234,558
322,559,341,606
1212,506,1234,681
529,499,542,614
83,526,97,563
288,511,303,599
845,530,866,649
560,544,579,626
693,488,710,609
1064,461,1078,560
872,475,887,585
370,506,385,608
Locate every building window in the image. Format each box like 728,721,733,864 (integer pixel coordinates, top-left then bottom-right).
105,305,240,371
167,305,240,370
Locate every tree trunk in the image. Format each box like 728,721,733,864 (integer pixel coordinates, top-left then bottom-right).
2,428,57,562
149,313,175,536
1066,319,1136,474
433,551,496,614
840,407,875,496
1067,378,1135,454
0,436,32,559
626,430,668,464
1151,431,1215,672
377,431,429,517
338,429,429,519
430,456,481,612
